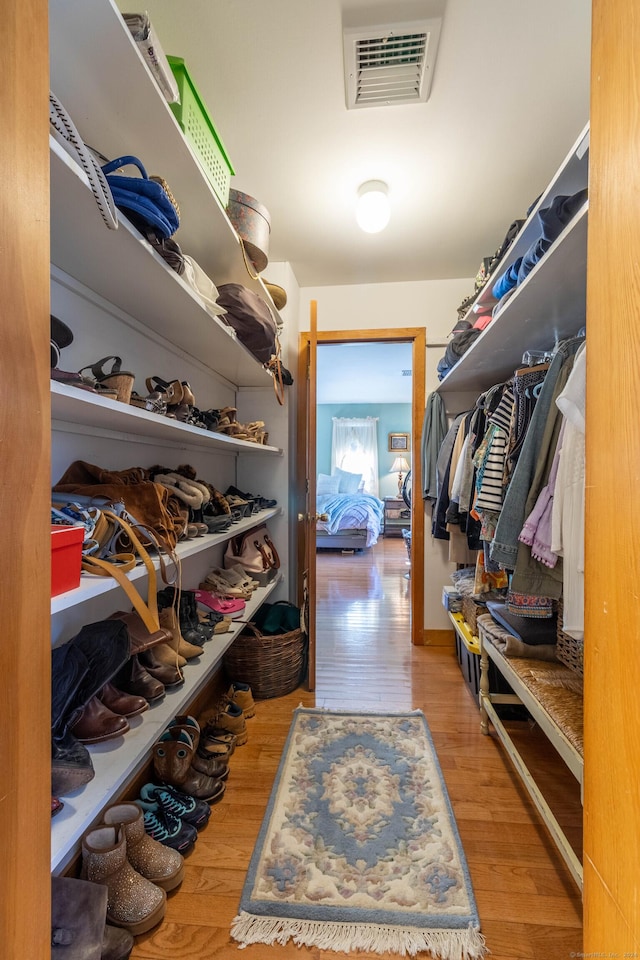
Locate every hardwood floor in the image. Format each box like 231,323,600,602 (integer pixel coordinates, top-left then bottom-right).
131,538,583,960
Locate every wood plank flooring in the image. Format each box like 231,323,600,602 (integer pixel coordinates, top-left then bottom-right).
131,538,583,960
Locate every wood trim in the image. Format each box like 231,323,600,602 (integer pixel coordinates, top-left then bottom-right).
421,629,455,647
584,0,640,950
2,0,51,952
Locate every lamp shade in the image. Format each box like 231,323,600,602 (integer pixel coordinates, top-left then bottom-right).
356,180,390,233
390,456,410,474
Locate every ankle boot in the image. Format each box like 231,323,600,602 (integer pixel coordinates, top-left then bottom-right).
183,589,214,641
159,607,203,660
51,875,134,960
51,726,95,797
81,825,166,936
98,681,149,718
157,587,209,643
69,695,130,744
153,730,226,803
207,699,248,745
102,802,184,892
139,642,184,687
113,654,165,703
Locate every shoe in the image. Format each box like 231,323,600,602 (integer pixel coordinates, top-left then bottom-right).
102,802,184,892
51,875,135,960
199,569,252,599
52,727,95,796
81,825,166,936
193,589,245,618
139,782,211,831
51,796,64,817
69,695,130,744
207,700,248,746
112,654,165,703
153,729,227,803
226,680,256,719
98,681,149,718
159,607,204,660
135,795,198,854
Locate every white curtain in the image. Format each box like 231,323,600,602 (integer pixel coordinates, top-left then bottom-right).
331,417,379,496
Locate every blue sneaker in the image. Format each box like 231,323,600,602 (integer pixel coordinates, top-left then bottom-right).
140,782,211,831
136,795,197,853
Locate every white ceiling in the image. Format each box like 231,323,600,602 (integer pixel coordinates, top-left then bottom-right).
135,0,591,288
317,341,413,403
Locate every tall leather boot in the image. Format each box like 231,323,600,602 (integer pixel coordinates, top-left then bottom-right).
51,875,134,960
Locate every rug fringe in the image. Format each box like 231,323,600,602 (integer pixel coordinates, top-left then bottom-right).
231,912,487,958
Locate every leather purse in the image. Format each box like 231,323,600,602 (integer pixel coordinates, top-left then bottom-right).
216,283,277,364
224,523,280,578
101,155,180,240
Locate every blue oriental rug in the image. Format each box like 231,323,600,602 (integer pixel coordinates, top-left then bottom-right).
232,708,485,958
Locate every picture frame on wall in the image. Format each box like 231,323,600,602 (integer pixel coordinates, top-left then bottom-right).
388,432,410,452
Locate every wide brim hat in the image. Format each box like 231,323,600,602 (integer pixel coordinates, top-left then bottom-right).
264,281,287,311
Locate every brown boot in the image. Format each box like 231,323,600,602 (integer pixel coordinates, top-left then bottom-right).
81,825,166,936
153,729,226,803
102,802,184,892
226,681,256,719
159,607,203,660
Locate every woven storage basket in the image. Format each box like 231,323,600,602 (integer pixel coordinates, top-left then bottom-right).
461,596,486,637
223,621,306,700
556,596,584,677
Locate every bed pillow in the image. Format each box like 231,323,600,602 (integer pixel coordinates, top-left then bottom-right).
333,467,362,495
317,473,340,496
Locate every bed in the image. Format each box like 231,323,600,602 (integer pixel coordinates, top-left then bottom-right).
315,491,384,550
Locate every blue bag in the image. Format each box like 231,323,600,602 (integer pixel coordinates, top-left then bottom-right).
101,155,180,239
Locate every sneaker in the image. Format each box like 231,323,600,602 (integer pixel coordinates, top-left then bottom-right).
136,797,197,854
226,681,256,719
140,782,211,831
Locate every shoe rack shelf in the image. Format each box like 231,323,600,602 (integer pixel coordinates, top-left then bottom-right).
50,138,273,390
51,380,283,458
436,124,589,394
50,506,282,616
49,0,282,390
50,574,281,876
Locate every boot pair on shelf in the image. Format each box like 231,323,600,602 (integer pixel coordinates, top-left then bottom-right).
81,801,184,936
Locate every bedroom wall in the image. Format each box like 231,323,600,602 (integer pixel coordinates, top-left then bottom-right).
317,403,412,499
299,277,474,633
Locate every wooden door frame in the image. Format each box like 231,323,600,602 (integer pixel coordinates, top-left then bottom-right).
3,0,51,952
298,327,426,648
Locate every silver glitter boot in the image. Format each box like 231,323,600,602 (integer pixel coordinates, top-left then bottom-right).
81,824,166,936
102,802,185,892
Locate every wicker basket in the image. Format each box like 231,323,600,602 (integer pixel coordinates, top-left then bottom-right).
223,621,306,700
555,597,584,677
461,596,486,637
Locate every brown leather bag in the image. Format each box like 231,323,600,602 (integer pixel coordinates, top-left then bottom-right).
53,461,182,552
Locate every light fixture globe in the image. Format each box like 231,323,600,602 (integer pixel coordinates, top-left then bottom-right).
356,180,390,233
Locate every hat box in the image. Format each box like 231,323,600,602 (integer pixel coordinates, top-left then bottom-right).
227,189,271,274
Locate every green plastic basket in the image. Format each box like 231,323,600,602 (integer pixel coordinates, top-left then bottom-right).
167,56,235,205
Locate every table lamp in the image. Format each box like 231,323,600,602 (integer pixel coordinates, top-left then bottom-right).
390,456,410,496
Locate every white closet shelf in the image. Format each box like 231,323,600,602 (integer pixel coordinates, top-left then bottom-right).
51,380,282,455
51,575,281,875
437,204,587,393
48,0,278,309
50,141,274,390
50,505,281,616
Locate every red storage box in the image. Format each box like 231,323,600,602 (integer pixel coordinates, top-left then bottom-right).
51,524,84,597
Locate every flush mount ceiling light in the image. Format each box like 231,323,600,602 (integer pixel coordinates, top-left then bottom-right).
356,180,390,233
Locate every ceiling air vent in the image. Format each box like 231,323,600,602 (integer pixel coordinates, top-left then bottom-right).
343,18,441,109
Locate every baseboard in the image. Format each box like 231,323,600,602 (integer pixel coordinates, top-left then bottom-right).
421,628,455,647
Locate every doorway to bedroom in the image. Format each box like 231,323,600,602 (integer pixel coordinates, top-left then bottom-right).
313,334,423,674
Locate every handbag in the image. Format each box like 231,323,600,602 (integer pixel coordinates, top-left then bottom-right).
216,283,277,364
101,155,180,240
224,523,280,580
